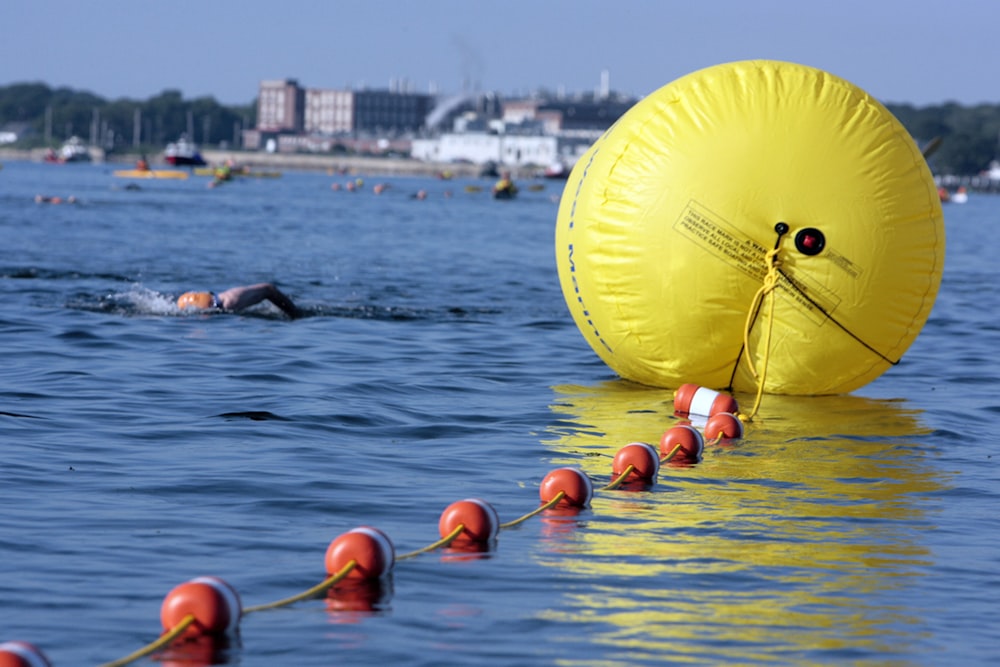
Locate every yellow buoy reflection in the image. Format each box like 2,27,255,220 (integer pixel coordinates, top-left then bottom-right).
539,381,944,661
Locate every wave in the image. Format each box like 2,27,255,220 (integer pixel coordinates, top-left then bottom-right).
0,265,135,283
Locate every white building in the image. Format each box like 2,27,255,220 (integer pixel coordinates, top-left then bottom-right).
412,130,598,169
411,131,558,168
304,89,354,135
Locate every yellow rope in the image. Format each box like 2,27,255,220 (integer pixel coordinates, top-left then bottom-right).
660,443,681,463
741,246,782,421
243,560,357,614
500,491,567,529
397,524,465,561
97,614,196,667
601,464,635,491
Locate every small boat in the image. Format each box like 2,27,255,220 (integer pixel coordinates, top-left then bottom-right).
113,169,189,180
938,185,968,204
543,162,569,179
479,161,500,179
164,137,207,166
45,137,92,163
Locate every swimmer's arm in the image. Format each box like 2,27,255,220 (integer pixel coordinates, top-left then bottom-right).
216,283,299,319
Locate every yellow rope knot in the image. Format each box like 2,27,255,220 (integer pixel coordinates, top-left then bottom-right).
741,245,784,420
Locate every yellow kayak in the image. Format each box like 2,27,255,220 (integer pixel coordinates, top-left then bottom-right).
114,169,189,180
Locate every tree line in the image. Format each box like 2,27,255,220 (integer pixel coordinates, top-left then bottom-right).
0,81,997,175
0,82,256,154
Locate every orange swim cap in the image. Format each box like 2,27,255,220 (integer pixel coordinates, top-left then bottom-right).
177,291,216,309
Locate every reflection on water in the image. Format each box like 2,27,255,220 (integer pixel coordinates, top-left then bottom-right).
541,381,944,663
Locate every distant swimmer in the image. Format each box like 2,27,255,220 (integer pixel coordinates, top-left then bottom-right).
492,170,518,200
176,283,299,319
35,194,77,204
208,159,234,188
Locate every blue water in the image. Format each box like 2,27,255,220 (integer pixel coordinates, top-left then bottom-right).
1,160,998,666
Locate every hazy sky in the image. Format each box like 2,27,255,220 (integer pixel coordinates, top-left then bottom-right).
3,0,997,107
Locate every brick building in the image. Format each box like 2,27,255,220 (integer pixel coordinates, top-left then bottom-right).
244,79,432,151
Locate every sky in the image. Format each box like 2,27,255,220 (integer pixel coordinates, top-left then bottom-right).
3,0,999,108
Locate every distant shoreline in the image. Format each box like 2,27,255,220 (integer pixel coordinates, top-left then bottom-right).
0,147,517,179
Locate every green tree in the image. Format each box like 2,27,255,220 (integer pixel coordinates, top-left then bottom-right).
0,82,255,152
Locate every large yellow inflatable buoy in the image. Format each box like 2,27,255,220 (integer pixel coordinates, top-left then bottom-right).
555,60,944,395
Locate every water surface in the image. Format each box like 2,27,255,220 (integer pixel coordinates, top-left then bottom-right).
1,161,997,666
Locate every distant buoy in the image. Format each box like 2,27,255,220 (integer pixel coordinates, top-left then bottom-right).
555,60,944,395
438,499,500,545
325,526,395,580
160,576,242,638
539,468,594,508
611,442,660,483
0,642,51,667
674,384,739,418
704,412,745,440
659,424,705,463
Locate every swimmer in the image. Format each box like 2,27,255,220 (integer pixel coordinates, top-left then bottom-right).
35,195,77,204
176,283,299,319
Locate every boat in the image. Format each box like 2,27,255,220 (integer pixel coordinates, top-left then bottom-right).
938,185,968,203
45,136,92,163
113,169,189,180
543,162,569,179
164,137,206,166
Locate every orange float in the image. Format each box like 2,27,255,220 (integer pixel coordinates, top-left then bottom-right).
160,576,242,638
325,526,395,580
673,383,739,418
438,499,500,545
539,468,594,508
611,442,660,483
